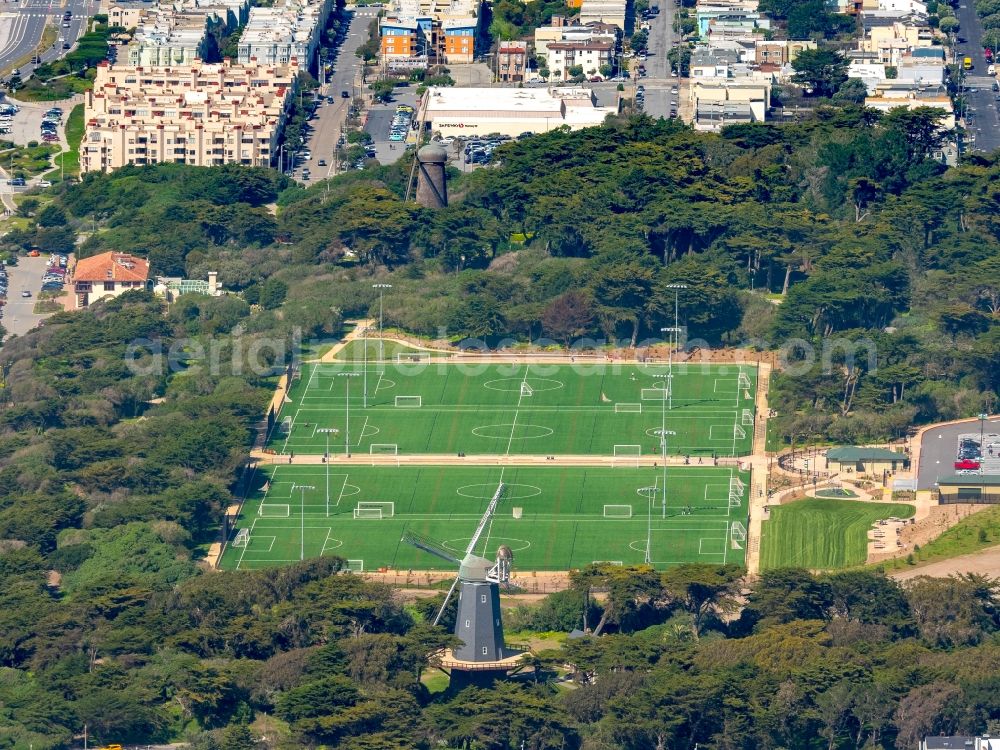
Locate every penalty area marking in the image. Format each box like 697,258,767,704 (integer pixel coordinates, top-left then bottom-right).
472,423,554,440
443,536,532,553
457,483,542,500
708,424,739,440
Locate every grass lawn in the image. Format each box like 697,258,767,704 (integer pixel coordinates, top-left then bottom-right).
877,504,1000,572
331,337,432,361
48,104,84,181
761,499,914,570
1,143,60,177
271,361,758,457
219,464,750,571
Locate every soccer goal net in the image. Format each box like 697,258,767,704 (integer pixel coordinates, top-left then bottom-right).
346,559,365,573
733,424,746,440
641,388,669,401
259,503,290,518
354,501,395,519
370,443,399,466
742,409,754,425
280,416,293,434
731,521,747,544
615,403,642,413
603,504,633,518
738,372,752,389
520,382,533,397
232,528,250,547
395,352,430,363
729,476,745,508
613,444,641,467
395,395,422,408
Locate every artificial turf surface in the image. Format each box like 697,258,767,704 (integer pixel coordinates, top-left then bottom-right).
219,464,751,571
759,499,915,570
271,361,758,457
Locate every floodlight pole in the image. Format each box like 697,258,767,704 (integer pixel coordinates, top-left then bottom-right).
292,484,315,560
980,412,989,494
373,283,392,374
317,428,338,515
655,429,676,524
339,373,360,456
663,284,687,411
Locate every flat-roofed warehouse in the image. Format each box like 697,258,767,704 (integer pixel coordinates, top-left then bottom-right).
418,86,619,139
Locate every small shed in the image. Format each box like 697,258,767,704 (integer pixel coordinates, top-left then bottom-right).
825,446,909,476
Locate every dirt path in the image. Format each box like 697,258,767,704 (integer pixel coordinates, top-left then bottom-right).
891,544,1000,580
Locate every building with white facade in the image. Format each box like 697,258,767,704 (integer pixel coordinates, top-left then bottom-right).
238,0,333,71
688,76,770,131
579,0,630,33
545,39,614,80
123,0,251,66
419,86,618,138
81,58,298,173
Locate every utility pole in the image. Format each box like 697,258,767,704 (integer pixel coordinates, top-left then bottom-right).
663,283,687,410
338,372,360,456
292,484,316,560
373,283,392,372
316,428,338,515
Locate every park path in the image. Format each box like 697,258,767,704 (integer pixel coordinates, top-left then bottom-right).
744,362,771,575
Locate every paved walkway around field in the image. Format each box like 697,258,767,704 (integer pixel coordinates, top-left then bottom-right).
891,544,1000,581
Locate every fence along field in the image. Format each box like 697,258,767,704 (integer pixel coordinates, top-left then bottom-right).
271,361,757,457
220,464,752,572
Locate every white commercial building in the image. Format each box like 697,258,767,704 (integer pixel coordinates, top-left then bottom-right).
579,0,629,32
419,86,619,138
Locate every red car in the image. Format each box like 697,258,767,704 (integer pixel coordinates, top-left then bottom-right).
986,48,994,62
954,459,981,470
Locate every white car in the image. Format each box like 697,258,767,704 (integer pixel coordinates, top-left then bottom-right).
38,180,52,187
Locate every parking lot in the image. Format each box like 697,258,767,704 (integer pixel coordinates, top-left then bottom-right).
917,418,1000,489
0,253,61,339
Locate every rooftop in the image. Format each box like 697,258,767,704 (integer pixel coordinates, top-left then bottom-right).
74,252,150,283
827,446,908,462
937,475,1000,487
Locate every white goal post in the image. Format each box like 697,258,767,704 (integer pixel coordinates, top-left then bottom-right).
354,501,395,519
259,503,290,518
370,443,399,466
731,521,747,543
346,559,365,573
232,528,250,547
520,382,533,397
280,416,292,434
603,504,633,518
742,409,754,425
613,444,641,467
641,388,669,401
734,424,746,440
615,403,642,413
729,476,745,508
395,395,422,408
738,371,752,390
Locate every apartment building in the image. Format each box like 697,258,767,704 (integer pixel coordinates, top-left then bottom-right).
123,0,251,66
534,16,618,55
238,0,334,71
579,0,630,33
689,76,770,131
754,39,815,67
81,58,298,173
106,0,154,30
379,0,481,65
546,39,614,80
496,41,527,82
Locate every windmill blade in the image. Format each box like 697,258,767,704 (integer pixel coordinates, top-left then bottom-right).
434,575,460,626
401,529,461,565
465,482,506,556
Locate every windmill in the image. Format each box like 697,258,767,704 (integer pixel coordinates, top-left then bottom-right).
402,482,527,686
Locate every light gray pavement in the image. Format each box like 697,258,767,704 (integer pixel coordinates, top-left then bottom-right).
297,7,379,183
917,416,1000,489
0,252,57,337
362,86,418,165
636,0,680,119
953,0,1000,153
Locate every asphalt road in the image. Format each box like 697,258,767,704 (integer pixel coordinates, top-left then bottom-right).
635,0,680,119
296,8,378,182
954,0,1000,153
917,417,1000,489
0,252,58,338
0,0,97,80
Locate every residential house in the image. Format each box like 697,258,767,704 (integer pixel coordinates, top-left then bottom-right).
689,76,770,131
896,45,945,84
578,0,629,33
546,39,615,80
72,251,151,309
533,17,618,55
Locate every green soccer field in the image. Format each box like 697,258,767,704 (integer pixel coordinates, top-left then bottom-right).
219,464,751,571
759,499,915,570
270,361,758,457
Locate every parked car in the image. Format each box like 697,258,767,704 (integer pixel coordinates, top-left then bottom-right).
954,459,981,470
20,290,31,298
341,90,350,98
38,180,52,187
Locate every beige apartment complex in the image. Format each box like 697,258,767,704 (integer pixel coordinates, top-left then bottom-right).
81,58,298,173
